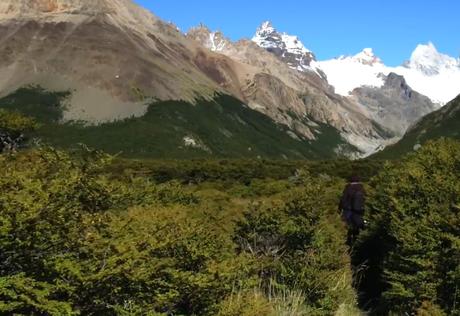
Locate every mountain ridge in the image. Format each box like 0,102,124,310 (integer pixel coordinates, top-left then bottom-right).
1,2,455,158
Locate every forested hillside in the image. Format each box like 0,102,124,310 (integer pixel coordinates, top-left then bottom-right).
0,86,358,159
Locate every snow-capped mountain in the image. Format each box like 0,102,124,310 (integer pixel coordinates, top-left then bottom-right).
248,22,445,151
252,21,318,73
318,43,460,105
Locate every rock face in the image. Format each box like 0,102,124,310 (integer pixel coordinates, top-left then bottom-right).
352,73,436,136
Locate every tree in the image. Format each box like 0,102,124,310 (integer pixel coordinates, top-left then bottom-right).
359,139,460,314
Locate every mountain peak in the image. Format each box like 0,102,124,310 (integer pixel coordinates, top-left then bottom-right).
0,0,163,39
252,21,316,71
187,25,230,52
0,0,158,24
253,21,310,52
257,21,276,34
412,42,438,56
406,42,459,75
351,48,383,65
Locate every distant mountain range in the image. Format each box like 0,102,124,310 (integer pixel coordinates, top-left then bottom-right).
249,21,460,106
0,0,458,159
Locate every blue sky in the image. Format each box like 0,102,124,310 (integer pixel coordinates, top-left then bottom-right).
136,0,460,66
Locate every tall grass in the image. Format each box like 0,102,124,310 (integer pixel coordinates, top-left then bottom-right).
218,278,362,316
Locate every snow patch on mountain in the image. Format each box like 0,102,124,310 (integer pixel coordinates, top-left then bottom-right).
208,32,227,52
318,49,387,96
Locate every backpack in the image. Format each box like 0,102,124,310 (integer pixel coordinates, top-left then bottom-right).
351,189,365,213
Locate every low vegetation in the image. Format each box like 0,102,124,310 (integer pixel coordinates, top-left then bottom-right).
0,86,458,315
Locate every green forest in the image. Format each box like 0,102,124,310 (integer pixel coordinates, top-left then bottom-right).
0,106,459,315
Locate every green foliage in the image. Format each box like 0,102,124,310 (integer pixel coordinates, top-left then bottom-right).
4,136,458,315
108,156,383,185
0,147,216,315
0,109,39,134
0,274,74,315
358,138,460,314
0,86,69,123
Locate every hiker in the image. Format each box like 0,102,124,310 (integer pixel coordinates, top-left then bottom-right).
339,175,366,245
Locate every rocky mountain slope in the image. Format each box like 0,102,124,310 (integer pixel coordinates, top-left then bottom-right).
376,93,460,158
0,0,255,122
187,25,393,156
1,86,353,159
351,72,435,136
0,1,395,158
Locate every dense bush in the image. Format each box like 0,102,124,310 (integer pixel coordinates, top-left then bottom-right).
0,147,234,315
109,157,383,185
0,147,361,315
0,109,39,133
0,109,39,152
